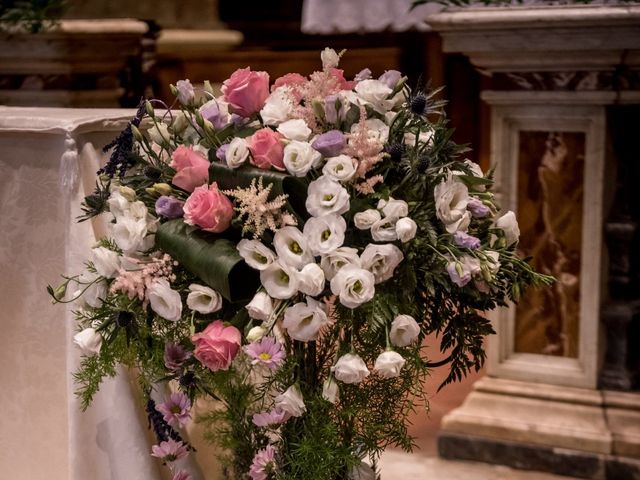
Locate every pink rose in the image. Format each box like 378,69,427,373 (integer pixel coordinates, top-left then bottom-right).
170,145,210,192
272,73,307,101
183,183,234,233
221,67,270,117
191,320,241,371
248,128,285,171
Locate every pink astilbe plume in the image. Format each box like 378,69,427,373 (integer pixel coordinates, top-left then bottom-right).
344,108,385,178
110,253,176,304
355,175,384,195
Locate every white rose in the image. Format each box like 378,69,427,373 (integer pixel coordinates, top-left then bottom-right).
246,291,273,321
395,217,417,243
322,155,357,183
225,137,250,169
351,461,376,480
321,47,340,70
374,350,406,379
496,210,520,246
187,284,223,314
320,247,361,280
237,239,277,271
148,122,170,145
322,377,339,404
354,209,381,230
303,214,347,256
297,263,326,297
378,197,409,220
260,261,299,299
390,315,420,347
370,217,398,242
283,297,328,341
434,177,471,234
73,327,103,356
352,118,389,144
91,247,120,278
111,215,149,253
277,119,311,141
275,384,306,417
360,244,404,284
147,278,183,321
354,79,394,114
306,175,350,217
246,325,267,342
330,265,375,308
404,129,434,147
332,353,370,384
260,86,293,126
273,226,314,269
283,141,322,177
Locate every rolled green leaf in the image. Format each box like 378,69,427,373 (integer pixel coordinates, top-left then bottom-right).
155,219,259,303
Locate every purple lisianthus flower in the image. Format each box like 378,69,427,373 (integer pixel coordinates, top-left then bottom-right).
244,336,286,370
354,68,372,82
216,143,230,162
175,79,195,105
249,445,277,480
199,98,231,130
446,261,472,287
156,392,192,428
454,231,481,250
151,438,189,464
378,69,402,89
467,198,491,218
164,343,191,371
155,196,185,219
312,130,346,157
324,94,340,124
252,407,289,427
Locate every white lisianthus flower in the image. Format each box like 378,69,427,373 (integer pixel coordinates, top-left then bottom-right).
484,251,501,276
73,328,103,356
434,177,471,233
396,217,418,243
390,315,420,347
246,325,267,342
273,226,314,269
352,118,389,144
260,86,293,126
91,247,120,278
330,265,375,308
378,197,409,220
283,297,328,341
496,210,520,246
147,278,183,321
225,137,250,169
351,461,376,480
283,141,322,177
297,263,326,297
237,239,277,271
332,353,370,384
275,385,306,417
111,215,149,253
354,79,394,114
74,273,107,308
321,47,340,70
374,350,406,379
322,155,357,183
148,122,170,145
186,284,223,314
370,217,398,242
127,200,149,221
107,188,131,219
354,209,381,230
260,261,299,299
306,175,350,217
360,244,404,284
464,158,484,178
320,247,361,280
404,129,434,147
303,214,347,256
245,291,273,321
277,119,311,141
322,377,339,404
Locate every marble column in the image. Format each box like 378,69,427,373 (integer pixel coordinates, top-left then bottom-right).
427,6,640,479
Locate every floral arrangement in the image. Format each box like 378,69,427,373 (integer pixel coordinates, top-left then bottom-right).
49,49,552,480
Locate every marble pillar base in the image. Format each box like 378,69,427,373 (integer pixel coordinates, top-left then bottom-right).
438,377,640,479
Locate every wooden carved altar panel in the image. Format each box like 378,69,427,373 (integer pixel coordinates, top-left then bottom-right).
514,131,585,358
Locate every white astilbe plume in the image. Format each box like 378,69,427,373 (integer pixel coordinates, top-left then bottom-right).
223,177,297,239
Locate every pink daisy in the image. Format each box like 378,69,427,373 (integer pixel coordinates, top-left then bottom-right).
252,407,289,427
249,444,277,480
156,392,192,428
151,438,188,465
244,336,286,369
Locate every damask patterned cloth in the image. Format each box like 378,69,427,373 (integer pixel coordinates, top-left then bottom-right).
301,0,442,34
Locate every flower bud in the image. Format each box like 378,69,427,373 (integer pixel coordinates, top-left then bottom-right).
119,186,136,201
145,187,156,196
246,325,266,343
145,100,155,117
131,125,144,143
52,283,67,301
153,183,173,196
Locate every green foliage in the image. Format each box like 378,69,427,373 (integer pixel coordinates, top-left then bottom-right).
0,0,66,33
